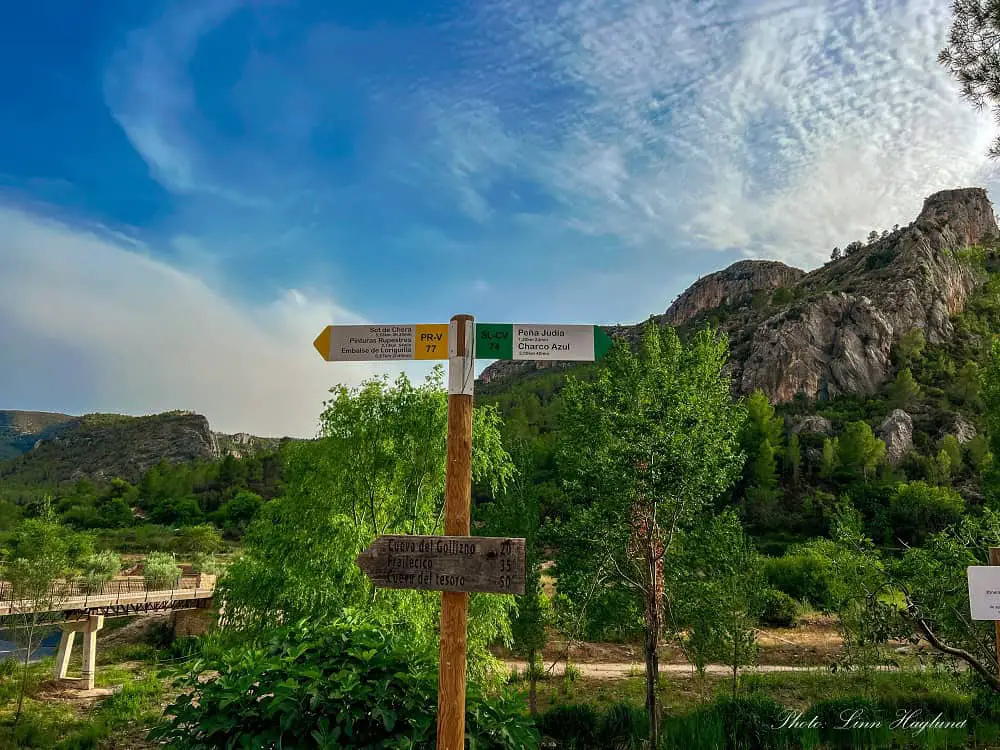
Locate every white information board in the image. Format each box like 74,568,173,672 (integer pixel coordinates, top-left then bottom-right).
967,566,1000,620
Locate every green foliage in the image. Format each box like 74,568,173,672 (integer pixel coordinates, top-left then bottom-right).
219,368,514,669
835,422,886,480
888,481,965,546
142,551,181,590
770,287,795,306
887,367,921,409
759,590,798,628
79,551,121,594
150,618,538,749
554,323,746,637
762,548,837,611
820,438,838,479
665,510,763,690
170,524,223,554
190,552,220,575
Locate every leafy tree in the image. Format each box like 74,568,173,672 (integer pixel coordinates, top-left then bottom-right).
219,369,514,671
3,512,89,728
820,437,839,479
836,422,886,480
143,551,181,590
555,323,745,745
967,434,995,475
896,329,927,368
955,360,983,405
940,0,1000,158
830,246,843,261
80,550,121,593
479,438,548,713
785,433,802,487
888,368,921,409
665,510,763,699
171,524,224,555
929,448,954,486
940,434,965,474
212,489,263,534
889,481,966,545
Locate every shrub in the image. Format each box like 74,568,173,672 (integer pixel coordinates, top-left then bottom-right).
171,524,223,555
536,704,601,748
150,618,538,749
759,589,798,628
142,552,181,590
79,551,121,594
888,481,965,546
763,550,837,610
190,553,220,576
597,702,648,749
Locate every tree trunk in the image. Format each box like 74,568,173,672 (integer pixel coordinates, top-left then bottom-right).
13,623,35,730
645,577,660,746
528,647,537,715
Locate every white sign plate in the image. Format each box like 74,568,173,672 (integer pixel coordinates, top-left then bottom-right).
967,566,1000,620
511,324,595,361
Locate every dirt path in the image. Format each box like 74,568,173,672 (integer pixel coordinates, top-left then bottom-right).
503,659,829,679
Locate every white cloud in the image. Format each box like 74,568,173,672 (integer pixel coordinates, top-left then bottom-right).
420,0,1000,266
0,205,420,437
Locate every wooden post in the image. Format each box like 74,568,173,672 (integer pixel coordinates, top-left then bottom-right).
991,548,1000,675
437,313,474,750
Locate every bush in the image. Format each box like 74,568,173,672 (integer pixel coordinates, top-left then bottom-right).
150,618,538,749
171,524,223,555
536,704,601,748
763,550,837,610
759,589,798,628
142,552,181,590
79,551,121,594
598,702,648,749
888,481,965,546
190,553,220,576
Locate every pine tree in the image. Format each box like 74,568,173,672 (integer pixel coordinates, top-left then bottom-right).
888,368,922,409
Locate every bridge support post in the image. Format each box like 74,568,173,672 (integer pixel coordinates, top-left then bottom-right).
53,628,76,680
81,614,103,691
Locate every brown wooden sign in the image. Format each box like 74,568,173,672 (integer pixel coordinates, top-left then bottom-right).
356,535,526,595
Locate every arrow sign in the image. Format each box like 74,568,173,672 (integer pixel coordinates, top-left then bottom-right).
314,324,449,361
356,535,526,594
475,324,613,361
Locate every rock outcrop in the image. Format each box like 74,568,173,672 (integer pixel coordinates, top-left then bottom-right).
478,188,997,407
877,410,914,466
664,261,805,325
946,414,978,444
739,188,995,402
791,415,834,435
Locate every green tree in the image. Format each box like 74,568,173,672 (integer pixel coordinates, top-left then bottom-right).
954,360,982,406
143,551,181,590
665,510,763,699
785,433,802,487
836,422,886,480
888,368,921,409
556,323,746,745
80,550,121,593
820,437,839,479
3,513,88,728
171,524,224,555
984,340,1000,501
219,368,514,671
940,0,1000,158
940,434,965,475
889,481,966,545
895,328,926,368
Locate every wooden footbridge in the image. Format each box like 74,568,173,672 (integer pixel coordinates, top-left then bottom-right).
0,575,215,690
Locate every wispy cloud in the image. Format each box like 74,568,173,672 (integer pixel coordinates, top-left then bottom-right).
0,205,420,437
412,0,1000,266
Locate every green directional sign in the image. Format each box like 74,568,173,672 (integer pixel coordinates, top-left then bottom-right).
475,324,613,361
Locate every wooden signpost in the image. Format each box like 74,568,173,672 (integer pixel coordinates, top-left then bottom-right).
314,313,611,749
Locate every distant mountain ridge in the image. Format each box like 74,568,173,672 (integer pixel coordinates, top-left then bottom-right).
0,409,287,485
480,187,998,404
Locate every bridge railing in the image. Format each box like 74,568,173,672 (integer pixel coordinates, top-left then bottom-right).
0,575,206,610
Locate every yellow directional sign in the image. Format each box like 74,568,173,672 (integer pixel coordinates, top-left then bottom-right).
313,324,449,361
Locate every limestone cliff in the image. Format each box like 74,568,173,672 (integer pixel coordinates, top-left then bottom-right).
478,187,998,405
664,260,805,325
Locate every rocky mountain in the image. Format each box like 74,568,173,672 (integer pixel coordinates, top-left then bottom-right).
0,410,285,485
479,187,998,405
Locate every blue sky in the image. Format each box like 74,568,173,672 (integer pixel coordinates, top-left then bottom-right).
1,0,998,436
